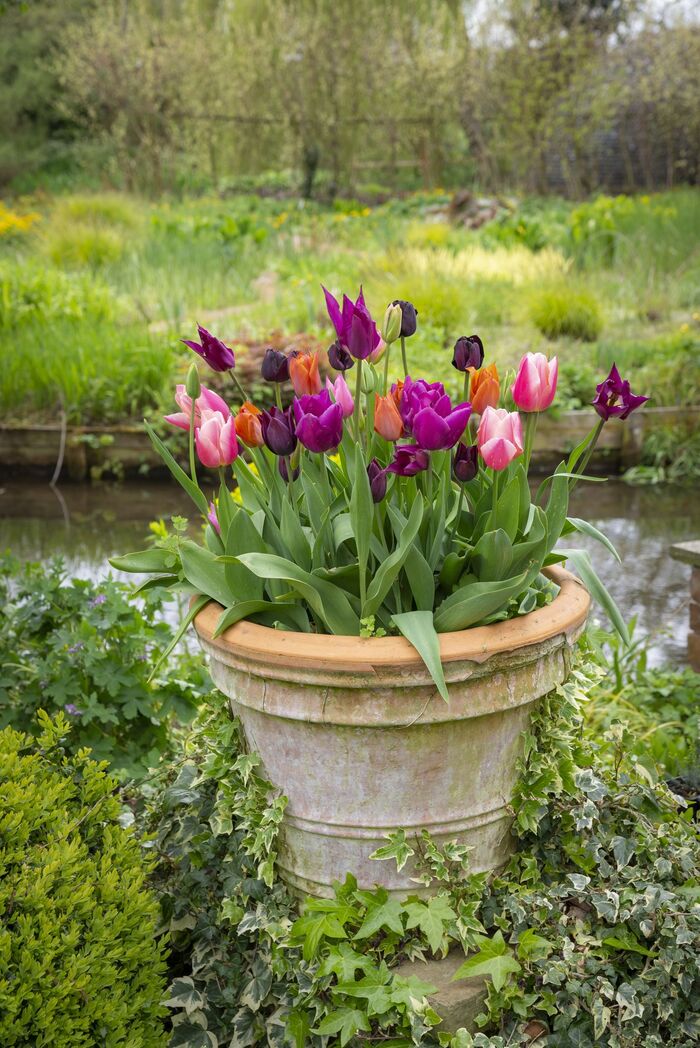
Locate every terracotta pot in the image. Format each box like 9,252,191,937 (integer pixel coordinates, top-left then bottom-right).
194,566,589,898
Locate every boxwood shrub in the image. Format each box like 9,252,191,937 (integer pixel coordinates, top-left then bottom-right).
0,712,168,1047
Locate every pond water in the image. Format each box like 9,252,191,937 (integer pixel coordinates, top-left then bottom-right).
0,478,697,668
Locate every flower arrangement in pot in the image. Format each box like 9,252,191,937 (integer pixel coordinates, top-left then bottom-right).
114,287,648,896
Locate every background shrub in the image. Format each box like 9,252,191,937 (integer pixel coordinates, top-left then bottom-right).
529,287,603,341
0,260,115,328
0,556,208,779
42,222,125,268
0,712,168,1047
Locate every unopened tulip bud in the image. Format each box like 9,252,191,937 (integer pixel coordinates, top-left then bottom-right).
382,303,403,345
185,362,201,400
391,299,418,338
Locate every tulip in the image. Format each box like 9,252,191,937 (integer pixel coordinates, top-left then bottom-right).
368,339,387,365
386,444,430,477
261,348,290,383
413,399,471,452
512,352,558,412
326,375,354,418
592,363,649,421
382,303,403,345
279,457,301,483
374,393,404,441
470,363,500,415
367,459,388,503
328,340,354,372
164,384,231,431
477,407,523,471
293,390,344,453
390,379,404,411
182,324,235,372
453,442,479,483
289,350,323,396
390,299,418,338
195,410,239,469
323,285,381,360
398,376,448,432
260,405,297,456
207,501,221,535
235,401,264,447
452,335,484,373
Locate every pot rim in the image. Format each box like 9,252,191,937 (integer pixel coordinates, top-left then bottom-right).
194,565,589,670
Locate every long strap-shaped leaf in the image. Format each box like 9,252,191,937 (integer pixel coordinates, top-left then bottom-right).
392,610,448,702
234,552,359,635
148,594,210,681
559,547,629,644
434,571,529,633
213,600,308,637
364,496,423,617
144,420,210,517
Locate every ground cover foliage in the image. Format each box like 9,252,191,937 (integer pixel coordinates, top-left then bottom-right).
142,650,700,1047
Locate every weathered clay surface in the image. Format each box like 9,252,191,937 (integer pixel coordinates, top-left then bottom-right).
394,950,488,1034
195,567,589,897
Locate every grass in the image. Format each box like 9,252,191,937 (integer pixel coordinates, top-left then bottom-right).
0,187,699,424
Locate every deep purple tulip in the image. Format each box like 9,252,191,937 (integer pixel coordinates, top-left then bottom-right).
391,299,418,338
182,324,235,372
279,457,301,483
322,285,380,360
592,363,649,421
261,348,289,383
386,444,430,477
260,405,297,456
413,399,471,452
293,390,344,453
452,335,484,373
367,459,388,503
399,376,448,432
453,442,479,483
328,340,355,372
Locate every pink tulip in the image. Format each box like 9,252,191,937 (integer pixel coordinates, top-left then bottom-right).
511,352,558,412
477,407,523,471
164,384,231,431
325,374,354,418
207,501,221,535
195,410,239,468
368,338,387,365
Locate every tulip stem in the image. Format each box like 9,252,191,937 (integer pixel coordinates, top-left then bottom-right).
353,359,363,443
451,486,466,545
492,470,500,516
188,398,198,488
523,413,539,472
231,369,249,406
400,336,408,377
274,385,283,411
382,343,392,396
569,418,605,492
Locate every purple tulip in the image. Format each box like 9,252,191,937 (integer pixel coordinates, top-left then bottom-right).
293,390,344,453
592,363,649,421
182,324,236,372
398,376,448,432
261,348,289,383
279,457,301,483
391,299,418,338
452,335,484,373
328,340,355,372
413,400,471,451
322,285,381,360
386,444,430,477
367,459,388,503
453,442,479,483
260,405,297,456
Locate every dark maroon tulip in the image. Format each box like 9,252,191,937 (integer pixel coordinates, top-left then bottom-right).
386,444,430,477
592,364,649,421
328,340,355,372
367,459,388,503
391,299,418,338
260,405,297,456
261,348,290,383
293,390,344,453
453,442,479,483
323,285,381,360
452,335,484,373
181,324,235,372
278,457,300,483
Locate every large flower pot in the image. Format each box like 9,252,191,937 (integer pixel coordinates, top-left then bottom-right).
194,566,589,898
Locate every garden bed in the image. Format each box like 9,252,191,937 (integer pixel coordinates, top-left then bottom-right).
1,406,697,481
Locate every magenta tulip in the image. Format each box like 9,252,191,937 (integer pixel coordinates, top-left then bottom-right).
477,407,523,471
386,444,430,477
592,363,649,421
164,384,231,431
182,324,236,372
195,411,239,468
293,390,344,453
322,285,381,360
511,352,558,412
326,374,354,418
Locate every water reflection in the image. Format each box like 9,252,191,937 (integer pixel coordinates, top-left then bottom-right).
1,478,698,667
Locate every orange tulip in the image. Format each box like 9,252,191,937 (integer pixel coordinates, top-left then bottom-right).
235,401,264,447
374,393,404,441
469,363,500,415
390,379,404,412
289,350,322,396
